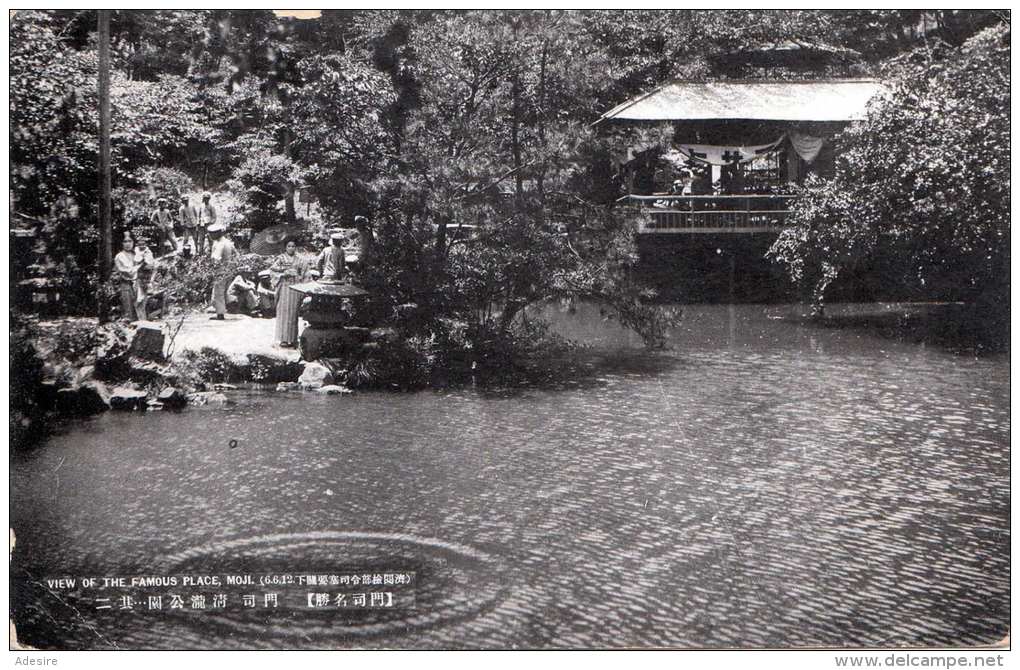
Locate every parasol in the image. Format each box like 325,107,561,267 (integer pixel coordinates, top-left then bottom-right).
249,224,303,256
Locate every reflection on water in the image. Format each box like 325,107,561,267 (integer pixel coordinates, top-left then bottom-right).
10,304,1010,649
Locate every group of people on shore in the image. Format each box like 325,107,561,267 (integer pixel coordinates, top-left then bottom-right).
115,197,374,350
146,192,220,256
266,215,374,348
113,219,235,323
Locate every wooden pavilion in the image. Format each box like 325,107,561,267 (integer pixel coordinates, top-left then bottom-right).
600,78,886,234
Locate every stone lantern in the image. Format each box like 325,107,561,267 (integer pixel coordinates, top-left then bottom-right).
288,274,372,361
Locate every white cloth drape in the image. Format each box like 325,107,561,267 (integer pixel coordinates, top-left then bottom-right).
788,131,825,164
620,130,827,168
675,135,786,166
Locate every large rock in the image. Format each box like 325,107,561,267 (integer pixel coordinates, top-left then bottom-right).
128,321,166,362
127,358,171,385
298,361,333,390
37,380,62,412
94,323,132,378
73,365,95,386
110,386,149,411
56,380,111,415
300,327,370,361
156,386,186,409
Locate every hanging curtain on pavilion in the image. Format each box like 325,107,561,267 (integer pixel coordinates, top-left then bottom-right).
675,135,786,166
788,131,825,163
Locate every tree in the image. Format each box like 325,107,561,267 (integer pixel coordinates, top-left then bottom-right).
289,53,397,223
351,11,678,350
227,149,307,230
768,24,1010,328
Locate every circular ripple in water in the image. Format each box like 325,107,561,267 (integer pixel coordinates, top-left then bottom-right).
153,531,507,646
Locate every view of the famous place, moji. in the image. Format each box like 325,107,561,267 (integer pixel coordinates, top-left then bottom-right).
8,10,1010,651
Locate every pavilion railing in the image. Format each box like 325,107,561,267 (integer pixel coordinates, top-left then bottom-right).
621,194,796,233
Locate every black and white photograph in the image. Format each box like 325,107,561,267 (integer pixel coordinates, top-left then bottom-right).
7,8,1011,656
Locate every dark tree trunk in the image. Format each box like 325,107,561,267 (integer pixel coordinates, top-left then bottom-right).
510,70,524,204
98,10,112,322
282,127,296,223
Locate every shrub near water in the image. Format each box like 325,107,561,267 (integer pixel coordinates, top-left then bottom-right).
769,24,1010,336
10,316,47,450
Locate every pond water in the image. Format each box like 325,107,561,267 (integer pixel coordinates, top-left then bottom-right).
10,303,1010,649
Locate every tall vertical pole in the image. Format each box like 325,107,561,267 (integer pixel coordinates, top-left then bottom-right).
98,10,112,321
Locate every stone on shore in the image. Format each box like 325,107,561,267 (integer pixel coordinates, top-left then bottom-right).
129,321,166,361
128,357,172,385
56,380,111,415
298,362,333,389
94,323,132,377
110,386,149,411
73,365,95,386
157,386,187,408
37,380,62,411
317,384,352,395
187,391,230,406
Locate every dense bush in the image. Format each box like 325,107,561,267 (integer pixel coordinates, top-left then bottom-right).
769,25,1010,322
10,315,47,450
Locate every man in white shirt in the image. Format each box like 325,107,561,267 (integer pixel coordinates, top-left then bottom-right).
208,224,237,320
178,195,201,255
150,198,178,253
199,192,219,252
316,232,347,281
133,235,157,320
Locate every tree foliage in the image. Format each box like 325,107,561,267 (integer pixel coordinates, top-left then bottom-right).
10,9,1008,347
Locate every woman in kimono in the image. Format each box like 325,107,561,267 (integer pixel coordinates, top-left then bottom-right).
133,234,156,320
271,239,308,347
114,234,138,321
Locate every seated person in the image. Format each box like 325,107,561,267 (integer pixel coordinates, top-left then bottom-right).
256,270,276,316
225,271,259,315
721,163,746,195
690,169,713,195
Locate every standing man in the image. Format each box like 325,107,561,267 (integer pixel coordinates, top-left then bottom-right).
316,231,347,281
133,234,156,321
178,195,200,255
199,192,218,252
150,198,178,254
208,223,236,320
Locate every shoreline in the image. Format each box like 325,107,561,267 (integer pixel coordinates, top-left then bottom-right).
10,300,1007,452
